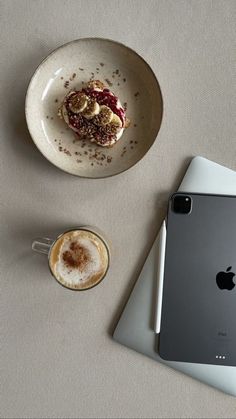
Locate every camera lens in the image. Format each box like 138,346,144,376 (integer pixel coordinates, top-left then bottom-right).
172,195,192,214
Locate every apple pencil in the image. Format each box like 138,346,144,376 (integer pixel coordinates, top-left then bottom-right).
154,220,167,334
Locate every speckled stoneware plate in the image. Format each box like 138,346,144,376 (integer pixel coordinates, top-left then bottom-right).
25,38,163,178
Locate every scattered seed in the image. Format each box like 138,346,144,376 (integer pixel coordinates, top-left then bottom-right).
134,91,140,97
79,68,84,71
100,63,104,67
134,141,138,144
123,78,126,82
63,148,71,156
55,99,58,103
105,78,113,87
60,76,64,80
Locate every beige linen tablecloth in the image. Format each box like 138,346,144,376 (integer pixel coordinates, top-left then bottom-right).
1,1,236,417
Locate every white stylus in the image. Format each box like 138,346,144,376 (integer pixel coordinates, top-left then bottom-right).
154,220,167,334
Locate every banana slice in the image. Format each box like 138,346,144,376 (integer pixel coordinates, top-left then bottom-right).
68,93,88,114
94,105,113,126
111,113,122,128
82,98,100,119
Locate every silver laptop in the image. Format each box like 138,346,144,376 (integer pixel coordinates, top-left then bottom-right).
113,156,236,396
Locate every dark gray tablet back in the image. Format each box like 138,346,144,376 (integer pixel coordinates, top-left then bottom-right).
159,193,236,366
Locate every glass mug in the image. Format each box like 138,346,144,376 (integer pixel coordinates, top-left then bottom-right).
32,227,110,291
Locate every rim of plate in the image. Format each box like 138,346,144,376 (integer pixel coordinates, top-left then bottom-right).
25,37,164,179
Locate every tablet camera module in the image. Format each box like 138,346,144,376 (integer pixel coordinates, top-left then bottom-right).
172,195,192,214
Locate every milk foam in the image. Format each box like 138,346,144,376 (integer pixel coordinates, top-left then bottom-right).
55,236,102,286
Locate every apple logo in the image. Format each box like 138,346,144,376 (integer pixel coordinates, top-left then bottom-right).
216,266,235,290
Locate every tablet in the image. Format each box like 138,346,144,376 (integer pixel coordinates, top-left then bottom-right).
159,192,236,366
113,157,236,395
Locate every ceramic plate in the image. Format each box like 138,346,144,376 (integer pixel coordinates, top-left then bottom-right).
25,38,163,178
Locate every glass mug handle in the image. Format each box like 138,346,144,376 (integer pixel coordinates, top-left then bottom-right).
32,237,54,255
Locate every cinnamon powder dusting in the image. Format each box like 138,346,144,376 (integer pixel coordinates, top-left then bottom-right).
62,241,90,270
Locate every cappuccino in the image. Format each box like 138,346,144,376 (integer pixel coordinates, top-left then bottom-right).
49,229,109,290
